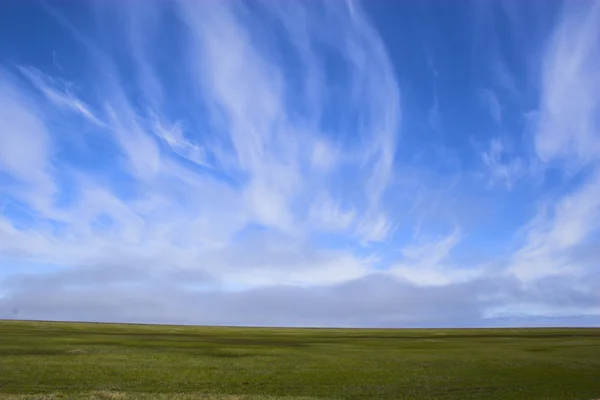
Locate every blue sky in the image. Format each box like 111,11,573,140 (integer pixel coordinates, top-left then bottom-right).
0,0,599,327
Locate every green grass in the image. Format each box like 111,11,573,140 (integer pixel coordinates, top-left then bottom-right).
1,320,599,399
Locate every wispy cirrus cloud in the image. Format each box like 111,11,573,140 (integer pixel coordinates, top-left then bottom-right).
1,0,399,285
478,88,502,124
18,66,103,127
389,228,479,286
481,137,523,189
507,0,600,286
534,1,600,168
0,70,57,215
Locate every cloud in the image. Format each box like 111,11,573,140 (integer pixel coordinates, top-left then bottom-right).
175,0,400,238
534,1,600,167
509,171,600,281
3,267,598,327
428,86,441,132
478,88,502,124
401,229,461,264
18,66,104,127
308,192,356,232
0,70,57,214
1,0,600,327
388,229,484,286
0,0,400,284
506,0,600,286
481,137,523,189
152,118,210,168
0,269,485,326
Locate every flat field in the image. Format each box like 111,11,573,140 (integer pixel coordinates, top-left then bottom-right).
0,320,599,399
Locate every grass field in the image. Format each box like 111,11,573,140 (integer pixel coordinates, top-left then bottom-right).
0,320,599,399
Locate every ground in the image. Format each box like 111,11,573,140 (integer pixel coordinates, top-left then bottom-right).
1,320,599,399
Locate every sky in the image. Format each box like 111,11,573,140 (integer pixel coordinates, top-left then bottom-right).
0,0,599,328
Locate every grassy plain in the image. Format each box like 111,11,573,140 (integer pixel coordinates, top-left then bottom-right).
0,320,599,399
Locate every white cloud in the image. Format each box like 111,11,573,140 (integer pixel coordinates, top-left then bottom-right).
0,70,56,213
388,229,483,286
308,192,356,232
311,140,337,171
508,0,600,283
175,0,400,239
478,88,502,124
509,171,600,281
120,2,164,109
152,118,210,168
481,137,523,189
105,103,162,181
18,66,104,127
401,229,462,265
535,1,600,167
0,0,403,294
356,213,392,243
211,236,371,287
